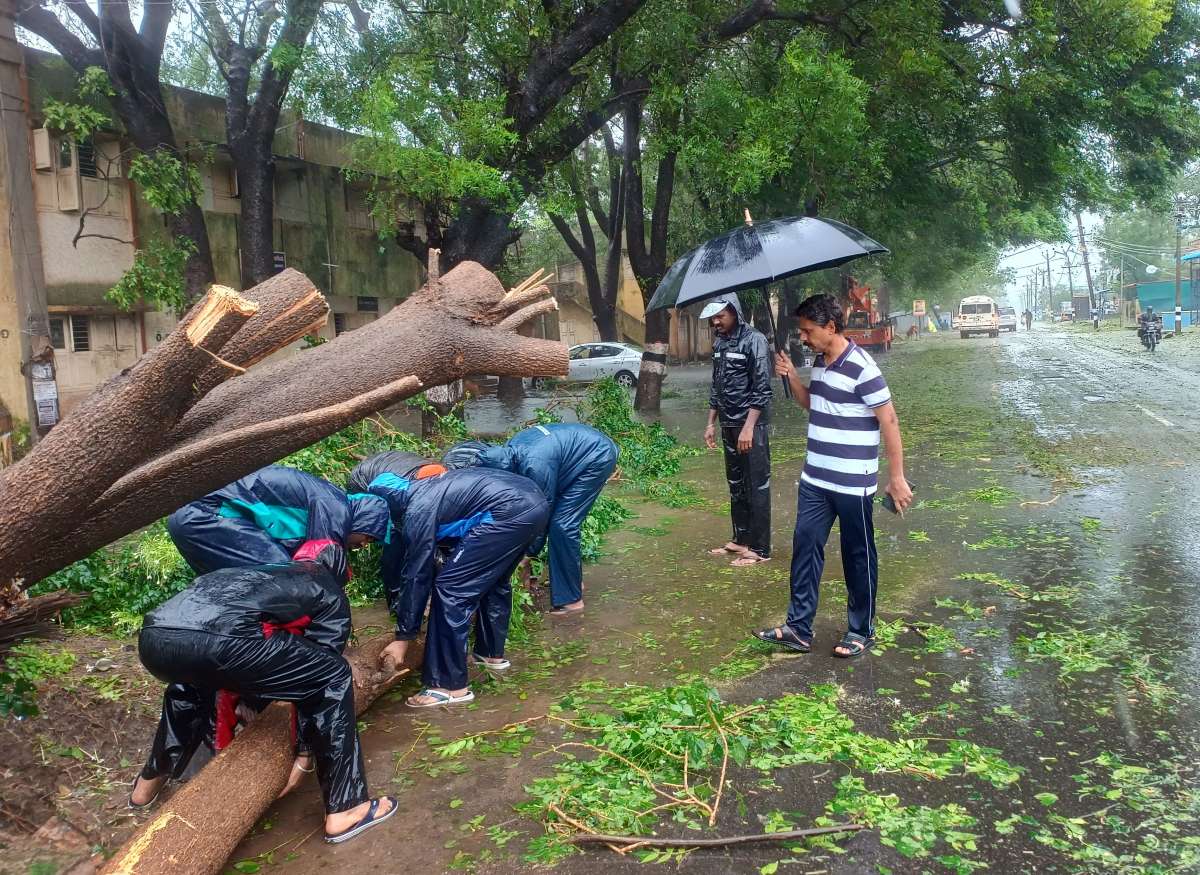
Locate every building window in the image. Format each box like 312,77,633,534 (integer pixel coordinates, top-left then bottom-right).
76,139,98,178
49,318,66,350
58,138,73,170
70,315,90,352
357,296,379,313
333,313,347,335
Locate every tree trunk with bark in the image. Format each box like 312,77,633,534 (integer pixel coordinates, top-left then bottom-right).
99,634,425,875
0,263,565,596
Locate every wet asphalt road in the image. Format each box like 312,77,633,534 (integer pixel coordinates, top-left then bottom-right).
229,325,1200,874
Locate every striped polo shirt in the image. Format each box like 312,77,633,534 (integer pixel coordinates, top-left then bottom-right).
802,341,892,496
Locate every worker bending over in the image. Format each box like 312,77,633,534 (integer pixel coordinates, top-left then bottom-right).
167,465,390,574
372,468,548,708
442,423,617,616
130,556,397,844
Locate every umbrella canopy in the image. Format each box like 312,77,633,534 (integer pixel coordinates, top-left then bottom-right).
646,216,888,313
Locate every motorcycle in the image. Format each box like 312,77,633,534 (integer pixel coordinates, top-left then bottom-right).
1138,316,1163,351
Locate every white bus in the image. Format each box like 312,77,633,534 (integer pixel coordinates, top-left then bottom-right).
958,295,1000,338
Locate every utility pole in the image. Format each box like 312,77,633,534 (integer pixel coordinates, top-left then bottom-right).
1045,250,1053,319
1174,199,1185,335
1075,212,1098,325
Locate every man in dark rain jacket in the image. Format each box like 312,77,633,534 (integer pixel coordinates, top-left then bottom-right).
167,465,391,577
346,451,447,493
130,558,398,844
371,468,549,708
701,293,773,566
442,424,618,615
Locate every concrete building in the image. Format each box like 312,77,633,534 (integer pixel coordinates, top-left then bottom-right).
1,46,424,425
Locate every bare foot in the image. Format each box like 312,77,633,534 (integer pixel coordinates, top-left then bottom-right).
325,796,396,835
130,774,168,806
731,551,770,567
549,600,584,616
406,687,474,707
708,542,748,556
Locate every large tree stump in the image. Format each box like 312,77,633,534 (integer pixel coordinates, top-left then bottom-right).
100,635,422,875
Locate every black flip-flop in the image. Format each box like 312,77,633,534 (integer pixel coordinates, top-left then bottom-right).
325,795,399,844
752,626,811,653
832,634,874,659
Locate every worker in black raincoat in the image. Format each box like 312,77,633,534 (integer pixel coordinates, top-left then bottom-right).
167,465,391,576
370,468,549,708
129,553,398,844
701,293,773,566
442,424,618,615
345,451,446,493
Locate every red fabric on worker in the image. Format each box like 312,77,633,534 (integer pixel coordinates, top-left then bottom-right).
292,538,352,582
415,464,447,479
214,616,310,750
215,690,241,750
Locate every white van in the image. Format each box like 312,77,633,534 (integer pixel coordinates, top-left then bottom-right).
958,295,1000,338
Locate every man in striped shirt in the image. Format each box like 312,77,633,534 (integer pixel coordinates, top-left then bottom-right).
755,293,912,658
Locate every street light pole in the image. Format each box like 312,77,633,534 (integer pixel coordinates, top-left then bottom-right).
1175,203,1184,335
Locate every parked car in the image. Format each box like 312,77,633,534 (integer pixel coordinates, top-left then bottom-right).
997,306,1018,332
532,342,644,389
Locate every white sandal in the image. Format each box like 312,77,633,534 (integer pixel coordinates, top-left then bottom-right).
406,688,475,709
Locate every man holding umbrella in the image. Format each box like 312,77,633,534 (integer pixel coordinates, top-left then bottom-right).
758,293,912,658
702,293,774,567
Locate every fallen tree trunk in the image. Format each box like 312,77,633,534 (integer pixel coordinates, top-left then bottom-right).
0,287,259,578
0,270,329,597
100,635,422,875
6,262,565,590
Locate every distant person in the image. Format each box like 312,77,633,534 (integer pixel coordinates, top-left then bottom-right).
759,294,912,658
1023,309,1033,331
701,293,773,567
167,465,390,575
372,468,549,708
442,424,619,616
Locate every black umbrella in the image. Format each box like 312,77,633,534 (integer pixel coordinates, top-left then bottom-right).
646,214,888,313
646,214,889,397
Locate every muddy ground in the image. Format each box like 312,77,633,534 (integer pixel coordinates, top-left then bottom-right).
4,324,1200,874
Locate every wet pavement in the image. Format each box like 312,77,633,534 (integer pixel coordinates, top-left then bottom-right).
226,326,1200,874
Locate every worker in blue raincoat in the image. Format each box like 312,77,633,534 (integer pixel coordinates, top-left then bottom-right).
167,465,391,579
442,424,618,616
371,468,548,708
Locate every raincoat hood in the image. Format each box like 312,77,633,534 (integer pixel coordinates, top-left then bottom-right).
442,440,492,470
347,493,391,541
698,293,744,322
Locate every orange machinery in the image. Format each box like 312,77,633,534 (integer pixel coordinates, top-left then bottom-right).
842,278,893,352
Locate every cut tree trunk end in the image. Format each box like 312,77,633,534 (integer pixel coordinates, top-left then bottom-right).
99,635,423,875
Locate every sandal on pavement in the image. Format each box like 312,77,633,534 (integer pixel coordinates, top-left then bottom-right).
731,552,770,567
406,688,475,709
832,633,874,659
548,603,584,617
324,796,399,844
472,653,511,671
128,775,164,810
752,626,811,653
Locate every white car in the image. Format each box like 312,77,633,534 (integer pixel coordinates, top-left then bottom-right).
998,306,1018,332
566,342,643,388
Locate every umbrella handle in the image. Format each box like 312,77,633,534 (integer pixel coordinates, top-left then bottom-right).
763,290,793,400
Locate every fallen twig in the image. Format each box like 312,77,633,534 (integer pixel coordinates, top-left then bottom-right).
705,699,730,827
1019,494,1061,508
568,823,866,849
